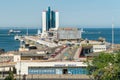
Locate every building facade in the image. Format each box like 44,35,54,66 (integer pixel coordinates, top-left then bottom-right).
42,7,59,33
57,28,82,40
93,45,106,52
0,54,20,63
15,61,87,75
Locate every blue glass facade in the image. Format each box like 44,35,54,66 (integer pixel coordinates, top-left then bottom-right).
28,68,56,74
68,68,87,74
51,11,55,28
46,7,56,31
28,67,88,75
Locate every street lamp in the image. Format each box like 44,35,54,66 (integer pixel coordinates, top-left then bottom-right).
19,53,22,80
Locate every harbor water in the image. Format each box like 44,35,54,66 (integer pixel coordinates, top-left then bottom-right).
0,28,120,51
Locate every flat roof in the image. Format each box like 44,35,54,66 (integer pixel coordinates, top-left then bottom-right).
16,61,87,67
21,53,46,57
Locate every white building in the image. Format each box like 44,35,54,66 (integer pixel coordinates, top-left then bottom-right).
0,53,20,63
15,61,87,75
42,11,47,33
55,11,59,30
93,45,106,52
0,54,20,72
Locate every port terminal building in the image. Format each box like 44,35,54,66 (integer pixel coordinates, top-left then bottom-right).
15,61,87,75
0,53,88,75
46,27,82,41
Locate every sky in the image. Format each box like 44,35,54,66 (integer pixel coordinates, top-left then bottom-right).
0,0,120,28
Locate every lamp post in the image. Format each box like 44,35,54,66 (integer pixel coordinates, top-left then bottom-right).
2,55,5,77
19,53,22,80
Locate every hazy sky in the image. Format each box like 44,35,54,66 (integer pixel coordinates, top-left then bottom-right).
0,0,120,28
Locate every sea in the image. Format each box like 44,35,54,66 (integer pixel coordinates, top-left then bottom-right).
0,28,120,52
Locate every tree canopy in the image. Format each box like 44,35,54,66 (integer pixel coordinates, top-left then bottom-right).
87,52,120,80
4,68,15,80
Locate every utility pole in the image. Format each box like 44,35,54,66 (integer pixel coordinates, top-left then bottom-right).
112,18,114,51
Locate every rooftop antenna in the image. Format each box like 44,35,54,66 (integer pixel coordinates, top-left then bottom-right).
112,17,114,50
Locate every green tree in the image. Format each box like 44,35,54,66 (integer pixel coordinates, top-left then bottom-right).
4,68,15,80
87,52,120,80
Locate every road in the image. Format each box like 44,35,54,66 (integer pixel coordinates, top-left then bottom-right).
56,46,78,61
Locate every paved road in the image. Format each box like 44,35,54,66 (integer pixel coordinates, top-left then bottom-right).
57,46,78,60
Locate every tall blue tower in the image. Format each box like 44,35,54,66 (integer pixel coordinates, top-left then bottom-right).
42,7,59,33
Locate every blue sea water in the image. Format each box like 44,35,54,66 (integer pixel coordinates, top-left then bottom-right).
0,28,120,52
0,29,38,51
82,28,120,44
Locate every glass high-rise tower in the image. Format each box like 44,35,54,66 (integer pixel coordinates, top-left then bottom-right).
42,7,59,33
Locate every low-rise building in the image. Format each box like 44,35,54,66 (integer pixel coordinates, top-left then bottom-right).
0,53,20,63
15,61,87,75
57,27,82,40
43,27,82,41
93,45,106,52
